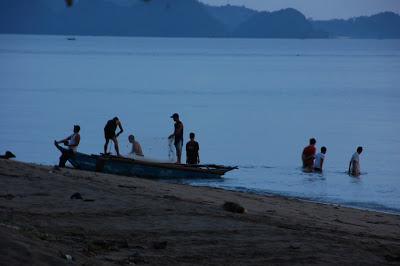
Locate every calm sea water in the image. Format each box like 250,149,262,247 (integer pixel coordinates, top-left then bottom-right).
1,35,399,213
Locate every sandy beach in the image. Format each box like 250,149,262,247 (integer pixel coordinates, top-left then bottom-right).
0,159,399,265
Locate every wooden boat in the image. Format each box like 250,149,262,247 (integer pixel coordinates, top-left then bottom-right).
58,147,237,179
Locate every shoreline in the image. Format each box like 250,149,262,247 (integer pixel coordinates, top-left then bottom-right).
222,187,400,216
10,159,398,216
192,185,400,216
179,179,400,217
1,159,400,265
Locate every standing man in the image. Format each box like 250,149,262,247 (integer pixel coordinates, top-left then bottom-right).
169,113,184,164
104,117,123,156
186,132,200,165
314,146,327,172
348,146,363,177
302,138,317,172
54,125,81,167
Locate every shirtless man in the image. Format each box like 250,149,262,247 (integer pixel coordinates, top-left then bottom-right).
168,113,184,164
104,117,123,156
128,135,144,158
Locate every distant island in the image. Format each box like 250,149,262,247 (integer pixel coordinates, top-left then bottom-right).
0,0,399,39
312,12,400,39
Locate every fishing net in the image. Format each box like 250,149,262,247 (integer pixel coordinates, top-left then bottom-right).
168,137,176,162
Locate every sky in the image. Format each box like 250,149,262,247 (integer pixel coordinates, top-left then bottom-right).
199,0,400,20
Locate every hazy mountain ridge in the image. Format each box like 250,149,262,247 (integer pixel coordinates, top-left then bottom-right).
312,12,400,38
0,0,227,37
232,8,328,38
204,4,257,31
0,0,398,38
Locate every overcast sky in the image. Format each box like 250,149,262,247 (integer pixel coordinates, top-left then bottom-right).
199,0,400,20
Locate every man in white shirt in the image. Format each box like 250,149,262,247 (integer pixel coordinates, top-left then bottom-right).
54,125,81,167
314,146,327,172
348,146,363,177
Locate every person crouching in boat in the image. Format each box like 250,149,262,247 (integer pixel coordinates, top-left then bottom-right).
104,117,123,156
54,125,80,167
186,132,200,165
127,135,144,159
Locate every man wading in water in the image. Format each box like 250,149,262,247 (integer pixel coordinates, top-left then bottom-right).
348,146,363,177
302,138,317,172
104,117,124,156
169,113,184,164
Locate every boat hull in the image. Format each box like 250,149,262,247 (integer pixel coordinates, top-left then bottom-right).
67,152,235,179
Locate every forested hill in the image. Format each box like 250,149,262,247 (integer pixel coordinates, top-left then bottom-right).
0,0,226,37
312,12,400,39
232,8,327,38
0,0,398,39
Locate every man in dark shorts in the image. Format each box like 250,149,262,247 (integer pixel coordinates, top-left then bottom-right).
168,113,184,164
104,117,124,156
54,125,81,167
302,138,317,172
186,132,200,165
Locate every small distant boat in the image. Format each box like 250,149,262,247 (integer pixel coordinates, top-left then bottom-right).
66,37,76,41
61,151,237,179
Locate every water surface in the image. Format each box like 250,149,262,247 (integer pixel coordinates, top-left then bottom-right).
1,35,399,213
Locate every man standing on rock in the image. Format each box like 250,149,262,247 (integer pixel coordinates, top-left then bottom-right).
169,113,184,164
